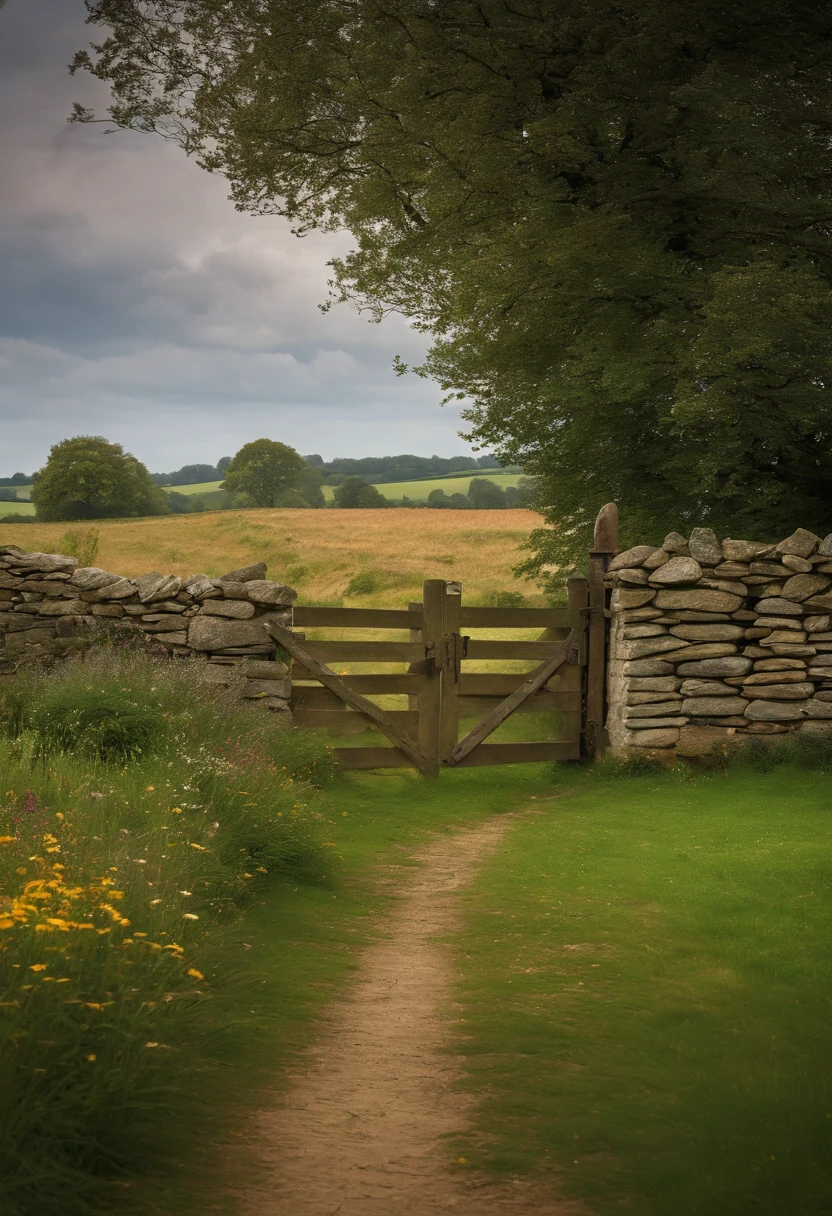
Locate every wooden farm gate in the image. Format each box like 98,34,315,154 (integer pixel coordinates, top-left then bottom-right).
266,518,616,772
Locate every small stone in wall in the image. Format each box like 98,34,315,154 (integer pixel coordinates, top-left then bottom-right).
754,598,804,616
243,580,298,606
200,600,256,619
817,535,832,558
626,717,688,730
137,573,182,603
219,562,268,583
753,657,807,671
662,642,738,663
688,528,722,565
670,624,745,641
775,529,820,558
679,679,738,696
642,549,671,569
156,631,188,647
675,725,741,756
629,727,681,747
608,545,661,572
744,700,806,720
676,655,752,677
742,670,810,685
183,576,219,600
94,578,138,601
68,567,123,591
623,659,675,676
805,615,831,632
624,701,684,718
713,562,751,579
781,554,814,573
722,539,771,562
662,532,689,554
739,682,814,701
622,636,684,659
681,696,748,716
617,589,657,609
610,568,649,585
655,589,742,613
781,573,831,602
648,557,702,585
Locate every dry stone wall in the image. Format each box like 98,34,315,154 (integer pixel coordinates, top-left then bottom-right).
0,546,296,715
606,526,832,759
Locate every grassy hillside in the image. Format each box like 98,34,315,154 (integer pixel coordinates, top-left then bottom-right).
158,472,523,502
0,507,545,606
0,501,35,516
322,470,523,502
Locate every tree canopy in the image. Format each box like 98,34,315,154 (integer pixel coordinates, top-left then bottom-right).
74,1,832,571
333,477,387,508
220,439,307,507
31,436,170,522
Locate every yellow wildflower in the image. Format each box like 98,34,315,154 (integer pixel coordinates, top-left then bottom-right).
30,964,47,972
86,1054,96,1062
187,968,205,981
183,913,199,921
0,836,15,845
170,807,183,814
189,843,206,852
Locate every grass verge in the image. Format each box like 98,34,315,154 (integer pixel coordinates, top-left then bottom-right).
452,763,832,1215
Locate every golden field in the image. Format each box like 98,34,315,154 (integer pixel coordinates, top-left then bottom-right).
0,507,548,606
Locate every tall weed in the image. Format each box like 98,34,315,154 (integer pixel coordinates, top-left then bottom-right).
0,652,333,1215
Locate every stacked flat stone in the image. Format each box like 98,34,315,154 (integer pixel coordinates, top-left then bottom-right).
605,527,832,758
0,548,295,716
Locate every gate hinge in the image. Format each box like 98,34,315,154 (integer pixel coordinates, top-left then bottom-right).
567,641,580,664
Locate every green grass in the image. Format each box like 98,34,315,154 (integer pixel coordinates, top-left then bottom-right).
165,481,225,496
322,471,523,502
0,501,35,516
452,763,832,1216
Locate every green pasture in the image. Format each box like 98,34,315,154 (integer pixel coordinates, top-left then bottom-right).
0,500,35,516
165,480,225,496
321,470,523,502
453,762,832,1216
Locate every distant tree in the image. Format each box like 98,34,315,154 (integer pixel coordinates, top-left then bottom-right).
220,439,306,508
31,436,170,522
0,473,32,487
293,464,326,508
333,477,387,508
303,453,325,468
427,488,452,509
467,478,507,509
216,456,232,473
166,490,192,514
0,489,19,502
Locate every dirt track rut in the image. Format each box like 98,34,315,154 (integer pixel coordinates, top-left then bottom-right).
240,814,578,1216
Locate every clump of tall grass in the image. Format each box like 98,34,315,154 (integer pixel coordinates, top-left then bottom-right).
0,651,333,1215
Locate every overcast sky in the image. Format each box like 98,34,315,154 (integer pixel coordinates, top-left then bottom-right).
0,0,472,476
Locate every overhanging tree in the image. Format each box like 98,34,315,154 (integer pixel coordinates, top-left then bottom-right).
73,1,832,573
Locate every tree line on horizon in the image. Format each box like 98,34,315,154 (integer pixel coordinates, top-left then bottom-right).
2,436,533,523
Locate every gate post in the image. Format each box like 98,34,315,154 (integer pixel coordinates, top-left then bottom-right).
439,581,462,763
585,503,619,759
419,580,446,777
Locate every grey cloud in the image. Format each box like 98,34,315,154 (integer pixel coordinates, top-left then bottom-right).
0,0,471,472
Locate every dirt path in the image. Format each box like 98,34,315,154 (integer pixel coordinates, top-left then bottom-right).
240,813,579,1216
